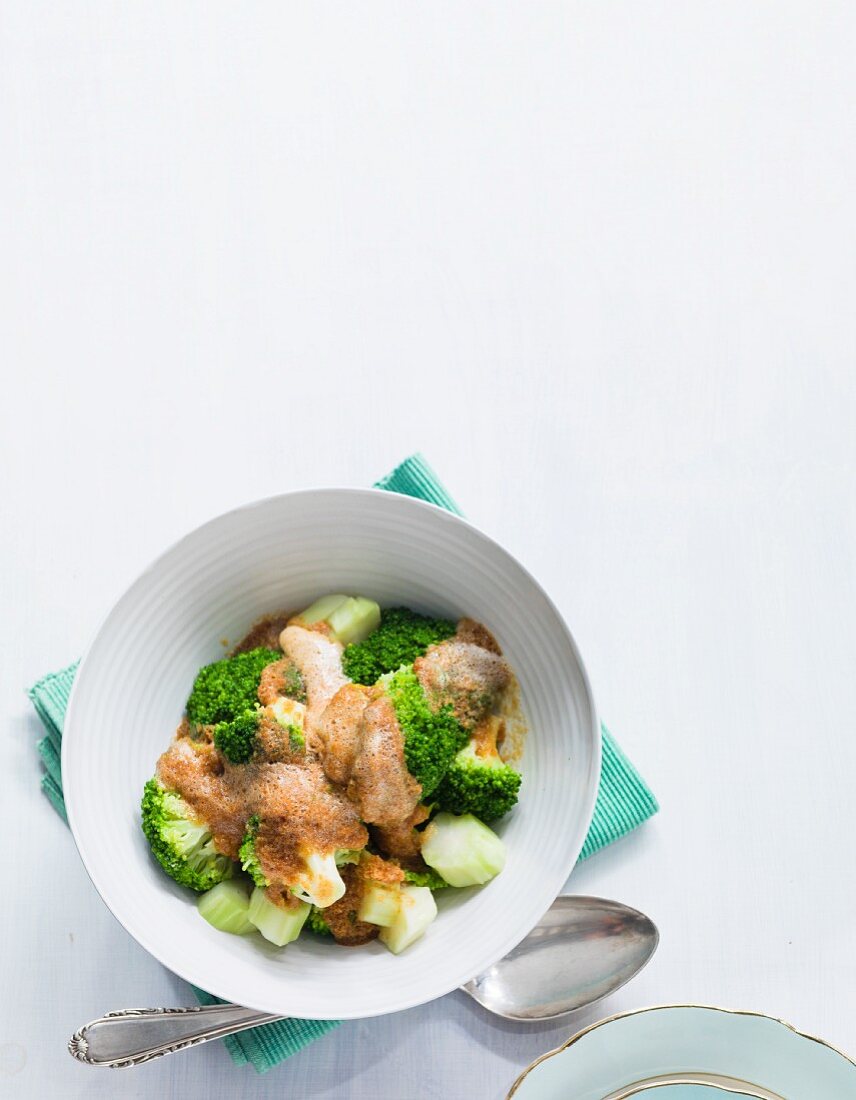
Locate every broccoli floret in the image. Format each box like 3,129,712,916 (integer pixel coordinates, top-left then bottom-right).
306,907,332,936
386,666,468,796
186,647,280,726
214,711,261,764
239,815,269,887
141,778,232,892
281,664,306,704
237,816,351,907
215,705,306,764
402,867,449,890
342,607,456,685
434,739,522,822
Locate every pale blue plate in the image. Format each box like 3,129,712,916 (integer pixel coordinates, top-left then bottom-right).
507,1005,856,1100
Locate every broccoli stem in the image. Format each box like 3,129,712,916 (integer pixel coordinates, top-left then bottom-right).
378,886,437,954
420,812,506,887
198,879,255,935
247,888,310,946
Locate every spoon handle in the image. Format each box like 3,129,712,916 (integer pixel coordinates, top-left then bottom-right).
68,1003,280,1067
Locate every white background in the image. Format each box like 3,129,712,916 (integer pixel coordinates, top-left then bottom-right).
2,3,855,1097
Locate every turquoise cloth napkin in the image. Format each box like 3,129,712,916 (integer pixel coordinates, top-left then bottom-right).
29,453,658,1073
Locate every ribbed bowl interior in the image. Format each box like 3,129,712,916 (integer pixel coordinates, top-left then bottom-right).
63,489,600,1019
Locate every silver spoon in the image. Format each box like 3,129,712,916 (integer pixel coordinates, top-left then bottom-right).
68,895,658,1068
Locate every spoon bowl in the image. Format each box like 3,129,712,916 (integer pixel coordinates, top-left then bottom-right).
462,895,658,1020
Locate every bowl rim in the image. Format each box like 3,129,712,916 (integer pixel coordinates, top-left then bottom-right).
506,1003,856,1098
62,486,601,1017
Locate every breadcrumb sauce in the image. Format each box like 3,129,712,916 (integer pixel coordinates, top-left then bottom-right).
156,611,527,942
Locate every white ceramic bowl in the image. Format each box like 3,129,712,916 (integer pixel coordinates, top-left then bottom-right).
63,488,600,1019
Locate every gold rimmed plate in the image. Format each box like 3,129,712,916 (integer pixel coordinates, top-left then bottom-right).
507,1005,856,1099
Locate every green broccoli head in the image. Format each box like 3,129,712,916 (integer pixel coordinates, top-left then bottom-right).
306,907,332,936
402,867,449,890
215,707,306,764
141,778,233,892
238,817,353,906
186,647,280,725
434,739,522,822
214,712,261,764
341,607,456,685
281,664,307,704
239,815,269,887
286,723,305,752
386,666,468,796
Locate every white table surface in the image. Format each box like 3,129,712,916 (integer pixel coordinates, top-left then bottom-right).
3,3,855,1097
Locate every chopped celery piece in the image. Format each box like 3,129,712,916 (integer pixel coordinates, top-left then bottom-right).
300,594,350,625
421,812,506,887
357,881,401,927
197,879,255,935
378,885,437,954
247,887,310,946
327,597,381,645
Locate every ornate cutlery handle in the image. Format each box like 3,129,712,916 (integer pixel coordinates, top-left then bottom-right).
68,1003,280,1067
